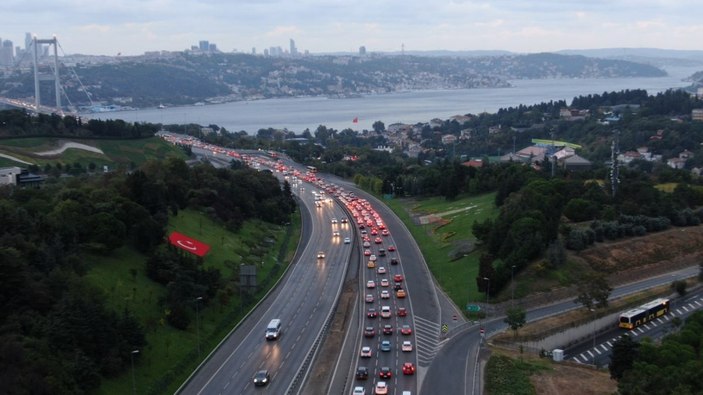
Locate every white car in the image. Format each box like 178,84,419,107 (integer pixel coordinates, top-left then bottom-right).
353,387,366,395
381,305,391,318
402,341,413,352
367,280,376,288
369,254,377,262
344,237,351,244
380,290,390,299
360,346,372,358
377,266,386,274
374,381,388,395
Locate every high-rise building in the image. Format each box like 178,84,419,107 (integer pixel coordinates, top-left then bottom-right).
0,40,14,66
25,32,32,51
199,40,209,52
289,39,297,56
359,46,366,55
252,47,256,55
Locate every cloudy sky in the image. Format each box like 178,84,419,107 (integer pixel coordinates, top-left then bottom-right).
1,0,701,56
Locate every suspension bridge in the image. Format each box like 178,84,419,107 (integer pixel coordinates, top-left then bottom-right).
0,35,89,117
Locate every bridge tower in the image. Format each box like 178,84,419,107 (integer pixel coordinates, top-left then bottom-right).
32,36,61,111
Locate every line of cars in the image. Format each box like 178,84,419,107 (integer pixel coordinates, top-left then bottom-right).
342,196,415,395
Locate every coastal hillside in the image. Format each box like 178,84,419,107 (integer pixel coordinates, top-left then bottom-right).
0,52,665,109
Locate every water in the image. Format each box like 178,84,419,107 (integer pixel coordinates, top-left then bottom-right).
88,66,700,134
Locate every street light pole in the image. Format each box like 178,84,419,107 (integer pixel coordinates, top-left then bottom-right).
590,308,596,366
483,277,490,307
511,265,516,306
130,349,139,395
195,296,203,358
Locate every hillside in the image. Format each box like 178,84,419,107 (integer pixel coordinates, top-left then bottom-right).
0,136,186,169
0,52,666,109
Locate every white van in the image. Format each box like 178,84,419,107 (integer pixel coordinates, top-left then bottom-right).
265,319,282,340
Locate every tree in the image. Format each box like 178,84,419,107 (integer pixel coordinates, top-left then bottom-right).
671,279,687,296
574,273,612,309
609,334,639,379
504,307,526,338
372,120,385,134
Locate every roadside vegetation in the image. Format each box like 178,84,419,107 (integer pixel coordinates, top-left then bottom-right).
383,193,498,306
0,154,298,394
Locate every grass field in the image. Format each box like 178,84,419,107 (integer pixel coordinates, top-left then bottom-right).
87,208,301,395
485,354,546,395
383,192,498,309
0,136,185,169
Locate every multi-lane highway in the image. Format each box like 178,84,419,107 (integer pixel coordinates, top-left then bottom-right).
179,162,352,394
166,133,702,395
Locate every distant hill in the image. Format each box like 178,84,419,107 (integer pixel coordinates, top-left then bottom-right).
0,52,666,109
557,48,703,68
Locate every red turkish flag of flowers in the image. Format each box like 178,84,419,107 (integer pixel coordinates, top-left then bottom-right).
168,231,211,257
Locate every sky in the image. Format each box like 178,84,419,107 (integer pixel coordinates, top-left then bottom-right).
1,0,701,56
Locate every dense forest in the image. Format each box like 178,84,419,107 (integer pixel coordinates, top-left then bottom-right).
0,158,294,393
0,109,159,138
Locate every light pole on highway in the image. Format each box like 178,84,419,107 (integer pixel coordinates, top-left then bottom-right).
130,349,139,395
483,277,490,307
590,308,596,366
195,296,203,358
511,265,516,306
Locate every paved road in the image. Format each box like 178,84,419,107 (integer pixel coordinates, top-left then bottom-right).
566,286,703,367
179,163,351,394
421,266,700,395
324,181,465,395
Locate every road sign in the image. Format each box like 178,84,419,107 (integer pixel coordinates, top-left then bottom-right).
466,304,480,312
441,324,449,333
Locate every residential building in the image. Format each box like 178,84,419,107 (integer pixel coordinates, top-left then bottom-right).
692,109,703,121
441,134,457,145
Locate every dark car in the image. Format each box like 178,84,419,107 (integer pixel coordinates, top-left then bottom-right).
383,324,393,335
378,248,386,257
364,326,375,338
367,308,378,318
394,282,402,291
379,366,392,379
397,307,407,317
356,366,369,380
253,369,270,386
390,257,399,265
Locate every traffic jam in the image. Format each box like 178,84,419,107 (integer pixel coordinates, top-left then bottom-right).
339,195,415,395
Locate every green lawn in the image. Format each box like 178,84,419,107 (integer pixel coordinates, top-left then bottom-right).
383,192,498,310
87,208,301,395
0,136,185,169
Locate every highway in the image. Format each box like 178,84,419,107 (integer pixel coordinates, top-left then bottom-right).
172,137,702,394
179,163,352,394
325,180,465,395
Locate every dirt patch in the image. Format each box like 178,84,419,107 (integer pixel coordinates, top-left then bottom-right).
574,226,703,274
530,362,616,395
492,347,617,395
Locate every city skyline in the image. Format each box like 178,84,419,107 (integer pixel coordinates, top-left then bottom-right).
1,0,701,56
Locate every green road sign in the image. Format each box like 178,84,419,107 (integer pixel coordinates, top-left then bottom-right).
466,304,480,312
441,324,449,333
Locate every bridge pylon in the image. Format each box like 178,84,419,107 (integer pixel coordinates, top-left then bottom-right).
32,36,62,113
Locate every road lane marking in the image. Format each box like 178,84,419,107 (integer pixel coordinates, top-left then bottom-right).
587,350,594,358
600,344,608,352
606,341,613,347
594,347,602,355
